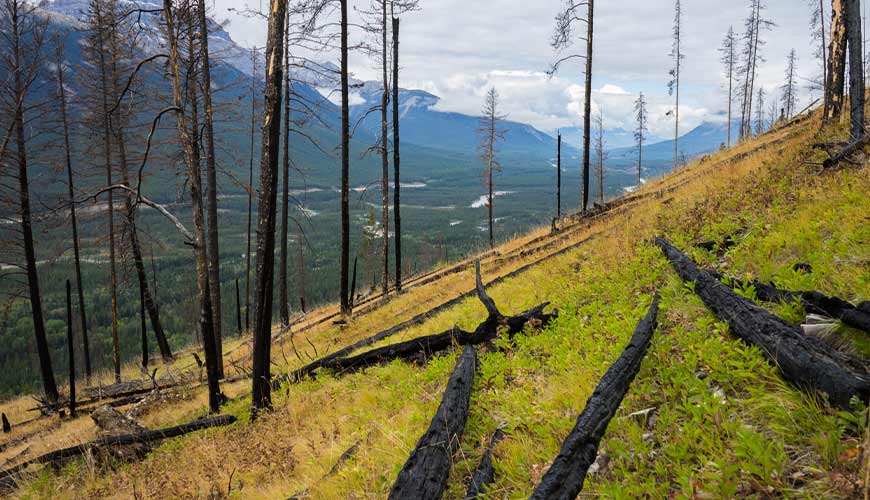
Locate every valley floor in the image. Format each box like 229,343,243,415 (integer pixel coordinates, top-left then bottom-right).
1,110,868,498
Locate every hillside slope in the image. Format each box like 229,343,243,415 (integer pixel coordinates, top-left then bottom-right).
1,109,868,498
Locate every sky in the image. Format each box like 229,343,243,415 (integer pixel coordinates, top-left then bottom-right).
212,0,827,139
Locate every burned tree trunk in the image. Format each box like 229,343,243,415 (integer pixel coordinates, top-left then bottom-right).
235,278,242,334
278,4,291,327
340,0,351,318
825,0,847,121
556,132,562,219
581,0,594,213
65,281,76,418
139,281,147,369
657,238,869,407
1,414,9,434
245,49,257,332
380,0,390,296
464,428,506,499
392,15,402,293
530,294,660,499
387,345,477,500
845,0,865,138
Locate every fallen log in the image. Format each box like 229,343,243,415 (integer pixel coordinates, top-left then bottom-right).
464,428,506,499
657,238,870,408
710,271,870,333
823,133,870,168
695,235,736,252
0,415,236,490
529,294,660,500
388,345,477,500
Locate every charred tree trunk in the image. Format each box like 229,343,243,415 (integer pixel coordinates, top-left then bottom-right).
826,0,848,121
235,278,242,334
581,0,594,213
387,345,477,500
197,0,224,377
846,0,865,138
380,0,390,295
464,428,505,499
556,132,561,219
392,16,402,293
139,278,147,369
56,45,91,384
349,255,358,310
339,0,351,318
657,238,869,408
278,4,292,327
245,49,257,332
250,0,289,418
11,3,57,402
297,220,306,313
530,294,660,499
65,281,76,418
161,0,222,413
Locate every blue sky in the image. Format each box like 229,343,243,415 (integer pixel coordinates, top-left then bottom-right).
215,0,829,136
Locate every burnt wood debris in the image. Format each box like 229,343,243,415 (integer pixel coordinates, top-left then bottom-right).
529,294,660,500
464,427,506,499
0,415,236,490
387,345,477,500
657,238,870,407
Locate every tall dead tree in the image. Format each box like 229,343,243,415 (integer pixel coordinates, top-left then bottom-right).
55,41,92,383
549,0,594,213
738,0,773,141
161,0,223,413
477,87,506,250
634,92,648,186
250,0,290,418
593,108,606,204
826,0,847,120
754,86,766,135
340,0,351,318
781,49,798,119
245,48,258,332
1,0,58,403
196,0,224,376
556,131,562,218
668,0,684,172
279,6,292,327
719,26,736,147
65,281,76,418
845,0,865,138
808,0,828,93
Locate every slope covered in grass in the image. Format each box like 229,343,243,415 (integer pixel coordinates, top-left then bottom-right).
3,111,868,498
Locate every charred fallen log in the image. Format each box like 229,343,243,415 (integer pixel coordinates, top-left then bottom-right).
708,270,870,333
0,415,236,490
464,428,506,499
529,294,660,500
657,238,870,407
388,345,477,500
695,235,736,252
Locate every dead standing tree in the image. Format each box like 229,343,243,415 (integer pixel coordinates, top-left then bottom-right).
844,0,864,139
476,87,506,250
593,107,606,205
737,0,774,141
825,0,847,121
781,49,798,119
0,0,59,403
549,0,593,213
668,0,684,172
808,0,828,93
633,92,647,186
719,26,736,147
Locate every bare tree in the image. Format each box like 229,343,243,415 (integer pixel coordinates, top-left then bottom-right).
634,92,648,187
245,48,258,332
668,0,684,172
340,0,351,318
737,0,774,140
825,0,847,120
55,40,92,384
719,26,736,147
0,0,58,403
476,87,506,250
556,131,561,219
549,0,594,213
196,0,224,377
279,6,292,327
392,13,402,293
593,108,606,205
781,49,798,119
808,0,828,92
845,0,865,138
754,86,766,135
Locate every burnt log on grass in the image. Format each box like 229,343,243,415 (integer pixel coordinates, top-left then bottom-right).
0,415,236,490
657,238,870,407
708,271,870,334
529,294,660,500
388,345,477,500
464,428,506,499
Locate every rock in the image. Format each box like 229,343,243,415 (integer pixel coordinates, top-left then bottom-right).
90,405,152,463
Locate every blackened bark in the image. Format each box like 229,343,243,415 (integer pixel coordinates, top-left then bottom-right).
245,50,257,332
464,428,505,499
65,281,76,418
139,279,147,368
557,132,561,219
250,0,289,418
845,0,865,138
1,415,9,434
197,0,224,377
340,0,351,318
392,16,402,293
657,238,869,408
581,0,594,213
530,294,660,500
380,0,390,295
387,345,477,500
56,46,91,383
235,278,242,334
279,4,291,327
349,255,358,310
826,0,847,120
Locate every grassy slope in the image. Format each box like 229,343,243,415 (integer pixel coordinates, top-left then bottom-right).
4,111,869,498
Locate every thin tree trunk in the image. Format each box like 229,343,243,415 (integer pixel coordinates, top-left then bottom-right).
235,278,242,334
56,45,91,383
161,0,222,413
581,0,593,212
278,5,291,327
245,50,257,332
846,0,865,138
139,280,147,368
297,221,306,313
380,0,390,295
340,0,351,318
726,48,732,147
745,3,761,137
674,21,680,172
821,0,828,96
557,132,561,218
392,15,402,293
250,0,289,418
487,113,494,249
197,0,223,377
65,281,76,418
